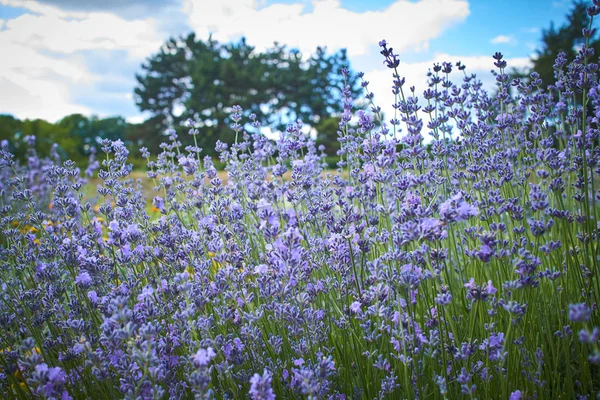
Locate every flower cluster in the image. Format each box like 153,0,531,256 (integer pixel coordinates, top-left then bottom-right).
1,22,600,399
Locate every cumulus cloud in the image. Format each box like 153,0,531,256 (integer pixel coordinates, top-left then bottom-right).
490,35,513,44
0,0,167,121
31,0,179,19
1,4,163,57
184,0,470,57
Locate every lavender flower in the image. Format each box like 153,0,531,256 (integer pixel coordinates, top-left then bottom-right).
249,369,276,400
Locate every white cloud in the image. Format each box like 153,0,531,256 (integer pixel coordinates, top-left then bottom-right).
184,0,470,57
0,38,93,120
490,35,513,44
2,11,162,58
552,0,568,8
0,0,164,121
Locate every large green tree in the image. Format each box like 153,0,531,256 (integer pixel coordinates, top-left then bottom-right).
134,34,359,156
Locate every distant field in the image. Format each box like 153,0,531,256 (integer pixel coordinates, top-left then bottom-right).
83,168,346,210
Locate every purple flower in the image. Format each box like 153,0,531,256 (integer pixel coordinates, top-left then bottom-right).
153,196,165,211
108,220,119,231
509,390,522,400
36,363,49,375
134,287,152,304
457,201,479,220
578,328,600,344
249,369,276,400
440,193,478,222
485,280,497,296
193,347,216,367
87,290,99,303
350,301,361,313
75,272,92,287
569,303,591,322
254,264,269,275
476,244,493,262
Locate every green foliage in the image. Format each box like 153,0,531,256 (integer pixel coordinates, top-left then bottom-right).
314,116,342,156
526,0,600,87
134,34,360,156
57,114,131,156
0,115,85,163
0,114,152,165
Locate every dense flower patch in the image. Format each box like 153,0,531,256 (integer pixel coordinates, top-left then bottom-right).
2,13,600,399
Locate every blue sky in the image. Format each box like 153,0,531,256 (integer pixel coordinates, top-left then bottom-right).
0,0,582,122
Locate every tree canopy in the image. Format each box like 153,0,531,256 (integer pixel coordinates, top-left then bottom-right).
527,0,600,87
134,34,360,155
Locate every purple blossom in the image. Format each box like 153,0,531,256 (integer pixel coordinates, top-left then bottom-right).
569,303,591,322
509,390,523,400
193,347,216,367
350,301,361,313
75,271,92,286
0,39,598,400
249,369,276,400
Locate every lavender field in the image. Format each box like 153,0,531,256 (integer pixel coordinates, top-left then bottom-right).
1,22,600,400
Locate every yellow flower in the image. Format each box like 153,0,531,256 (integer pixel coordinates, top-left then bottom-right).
208,251,223,273
185,265,195,277
24,347,41,357
10,381,28,393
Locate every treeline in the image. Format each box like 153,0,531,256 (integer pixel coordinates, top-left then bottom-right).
0,114,155,166
0,111,345,168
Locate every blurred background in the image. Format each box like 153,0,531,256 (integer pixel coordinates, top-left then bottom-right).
0,0,597,167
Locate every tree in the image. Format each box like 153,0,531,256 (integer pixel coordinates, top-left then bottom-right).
58,114,130,155
134,34,360,156
530,0,600,87
125,116,165,156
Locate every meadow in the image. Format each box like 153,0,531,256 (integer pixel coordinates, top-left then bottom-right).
1,30,600,400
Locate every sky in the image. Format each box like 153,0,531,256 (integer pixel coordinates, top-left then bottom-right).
0,0,579,124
